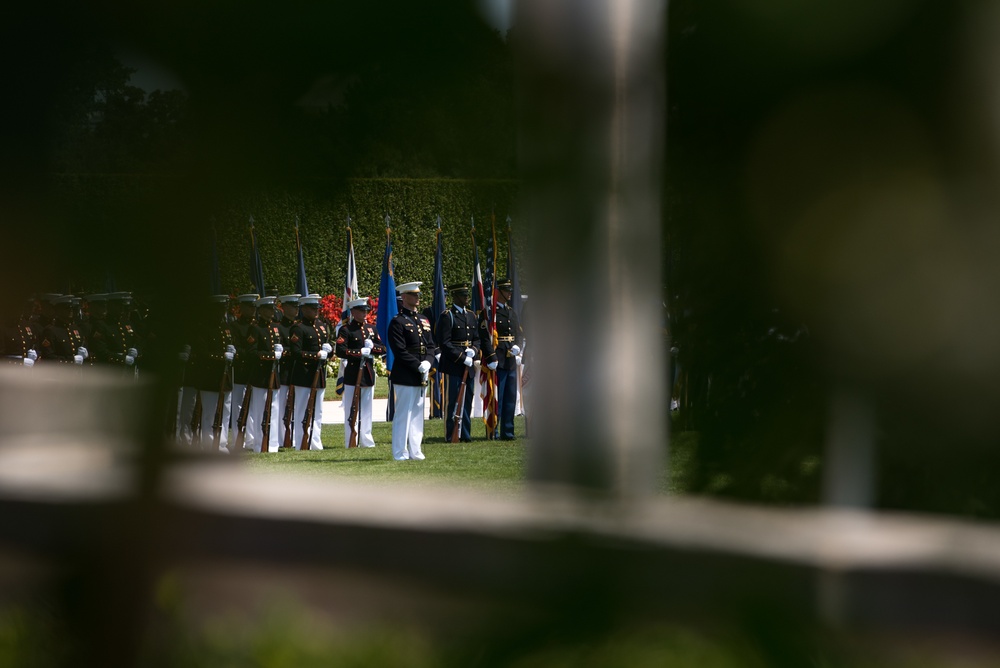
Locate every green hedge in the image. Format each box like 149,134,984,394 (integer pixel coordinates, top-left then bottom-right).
46,175,524,299
216,178,523,298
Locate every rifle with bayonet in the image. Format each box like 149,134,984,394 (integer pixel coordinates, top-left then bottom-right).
281,374,296,449
450,366,470,443
211,345,235,451
232,382,253,451
346,351,367,449
261,346,281,452
299,347,329,451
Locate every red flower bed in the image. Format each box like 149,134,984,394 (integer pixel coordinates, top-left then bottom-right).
319,294,379,325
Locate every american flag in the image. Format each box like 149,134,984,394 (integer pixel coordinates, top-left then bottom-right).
335,219,358,397
480,213,499,437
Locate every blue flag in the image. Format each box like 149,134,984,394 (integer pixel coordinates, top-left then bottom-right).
506,216,523,317
295,217,309,297
249,218,266,295
377,220,398,371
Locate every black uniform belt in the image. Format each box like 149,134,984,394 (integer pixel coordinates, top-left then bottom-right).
497,336,515,343
406,344,427,355
455,340,471,347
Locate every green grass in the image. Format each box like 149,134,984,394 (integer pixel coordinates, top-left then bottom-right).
239,416,527,494
239,417,701,497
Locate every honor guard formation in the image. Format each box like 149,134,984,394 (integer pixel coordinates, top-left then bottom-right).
2,283,526,460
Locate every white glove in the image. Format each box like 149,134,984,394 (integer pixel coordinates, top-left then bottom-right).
417,360,431,374
321,342,333,354
26,349,37,361
273,348,283,361
360,346,372,357
127,348,138,358
73,354,84,365
487,361,498,371
511,345,521,356
318,350,328,361
364,338,374,349
463,356,473,367
125,355,135,366
225,344,236,354
178,351,190,362
77,347,89,359
23,357,34,368
224,351,235,361
464,347,475,358
515,355,523,366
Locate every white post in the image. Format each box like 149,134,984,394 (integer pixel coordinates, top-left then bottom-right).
516,0,667,498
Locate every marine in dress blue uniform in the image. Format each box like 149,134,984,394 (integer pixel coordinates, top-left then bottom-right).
336,297,387,448
1,295,39,367
288,294,331,450
39,296,88,366
90,292,139,372
275,294,301,448
230,293,259,448
192,295,236,452
387,282,437,461
247,296,284,453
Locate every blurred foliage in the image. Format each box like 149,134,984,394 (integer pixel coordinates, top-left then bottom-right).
1,596,992,668
664,0,1000,516
45,26,514,180
46,46,190,175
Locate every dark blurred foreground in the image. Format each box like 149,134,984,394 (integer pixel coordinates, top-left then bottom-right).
3,366,1000,666
7,0,1000,665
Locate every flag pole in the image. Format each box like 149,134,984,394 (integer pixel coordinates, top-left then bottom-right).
383,214,394,421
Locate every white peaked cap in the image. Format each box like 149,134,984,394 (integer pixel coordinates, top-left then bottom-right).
395,281,423,294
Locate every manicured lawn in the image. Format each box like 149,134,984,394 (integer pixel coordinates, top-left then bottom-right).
238,416,693,496
239,416,528,494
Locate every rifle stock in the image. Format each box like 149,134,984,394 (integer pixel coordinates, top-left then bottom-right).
450,366,470,443
282,385,295,449
232,382,253,450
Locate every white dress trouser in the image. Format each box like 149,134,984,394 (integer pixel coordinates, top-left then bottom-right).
248,386,281,452
199,390,232,451
391,384,425,461
343,385,375,448
291,385,325,450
